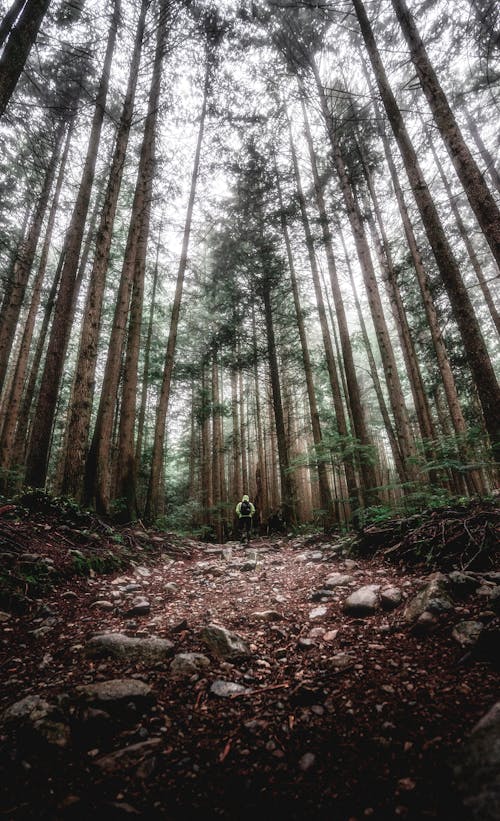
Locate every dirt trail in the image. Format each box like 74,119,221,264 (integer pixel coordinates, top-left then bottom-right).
0,535,498,820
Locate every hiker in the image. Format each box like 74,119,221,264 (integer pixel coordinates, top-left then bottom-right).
235,494,255,543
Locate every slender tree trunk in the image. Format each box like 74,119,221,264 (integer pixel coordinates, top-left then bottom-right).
24,0,120,488
251,306,268,524
0,0,26,50
135,231,160,476
339,227,407,485
0,121,63,392
211,348,223,542
201,364,212,526
465,111,500,196
423,121,500,338
288,125,360,512
231,359,242,503
275,167,334,523
62,0,148,499
0,0,51,117
389,0,500,268
0,118,73,479
145,57,210,521
300,96,380,505
352,0,500,464
262,281,296,526
311,61,419,487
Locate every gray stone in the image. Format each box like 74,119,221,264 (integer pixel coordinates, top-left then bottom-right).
309,605,327,620
452,620,484,648
330,652,354,669
3,695,53,724
123,583,143,593
309,551,324,562
91,600,114,611
403,575,453,622
299,752,316,771
453,702,500,820
412,611,438,634
75,679,154,710
380,587,403,610
343,585,380,617
85,633,174,663
200,624,251,659
250,610,284,622
134,566,151,578
94,739,161,774
240,561,257,572
324,573,354,589
210,680,248,697
298,638,315,650
123,598,151,617
164,582,178,594
222,548,232,561
0,611,12,622
170,653,210,677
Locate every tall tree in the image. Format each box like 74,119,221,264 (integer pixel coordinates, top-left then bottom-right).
0,0,51,117
351,0,500,467
24,0,121,487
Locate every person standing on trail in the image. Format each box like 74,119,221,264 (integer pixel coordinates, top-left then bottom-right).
235,494,255,544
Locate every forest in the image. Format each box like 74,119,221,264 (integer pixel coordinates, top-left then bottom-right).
0,1,499,819
0,0,499,537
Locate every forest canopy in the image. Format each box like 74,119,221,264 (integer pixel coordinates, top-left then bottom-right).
0,0,499,538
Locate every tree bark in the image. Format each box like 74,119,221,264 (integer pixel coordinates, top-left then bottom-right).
61,0,148,500
145,57,210,521
390,0,500,269
0,0,51,117
352,0,500,465
24,0,120,488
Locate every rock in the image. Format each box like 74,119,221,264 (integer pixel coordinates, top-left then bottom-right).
343,559,358,570
447,571,481,598
468,618,500,669
310,589,337,601
200,624,251,659
309,551,324,562
3,695,53,724
164,582,178,594
488,586,500,615
85,633,174,663
309,605,327,620
123,598,151,617
343,585,380,617
411,611,438,634
324,573,354,588
323,630,339,642
298,638,315,650
245,549,257,562
94,739,161,774
123,583,143,593
170,653,210,677
299,751,316,771
0,611,11,622
241,560,257,572
210,680,248,698
222,548,232,561
134,566,151,578
250,610,284,622
380,587,403,610
91,600,114,611
330,652,354,670
452,620,484,648
403,575,453,622
453,702,500,820
75,679,155,711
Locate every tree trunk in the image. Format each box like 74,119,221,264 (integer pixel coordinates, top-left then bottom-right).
390,0,500,269
251,305,268,525
0,0,51,117
61,0,148,500
0,121,64,393
300,95,380,505
211,348,223,542
288,125,359,514
465,111,500,196
24,0,121,488
275,166,334,524
0,118,73,480
352,0,500,464
145,56,210,522
262,281,296,526
423,121,500,338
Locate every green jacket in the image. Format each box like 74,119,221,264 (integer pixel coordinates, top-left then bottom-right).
235,495,255,518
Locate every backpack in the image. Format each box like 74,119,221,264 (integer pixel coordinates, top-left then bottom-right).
240,499,251,516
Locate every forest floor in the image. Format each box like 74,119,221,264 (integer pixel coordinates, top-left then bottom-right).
0,497,499,820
